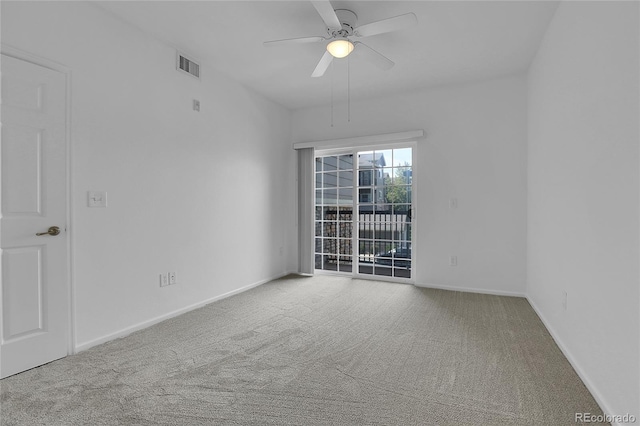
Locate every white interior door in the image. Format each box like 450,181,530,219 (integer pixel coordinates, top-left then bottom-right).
0,54,69,378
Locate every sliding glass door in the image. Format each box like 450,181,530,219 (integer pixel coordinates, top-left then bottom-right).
314,146,414,282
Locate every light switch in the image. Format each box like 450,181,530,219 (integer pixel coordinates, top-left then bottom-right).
88,191,107,207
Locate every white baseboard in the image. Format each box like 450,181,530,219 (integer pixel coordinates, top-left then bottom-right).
415,282,526,298
75,272,288,353
526,297,620,425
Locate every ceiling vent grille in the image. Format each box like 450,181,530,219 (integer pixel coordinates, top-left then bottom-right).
177,52,200,79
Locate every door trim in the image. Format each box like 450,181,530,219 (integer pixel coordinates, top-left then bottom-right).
1,44,75,356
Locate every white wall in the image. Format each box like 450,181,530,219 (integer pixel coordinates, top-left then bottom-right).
527,1,639,419
1,1,296,349
293,76,528,295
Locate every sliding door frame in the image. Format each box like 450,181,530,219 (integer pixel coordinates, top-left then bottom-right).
315,141,418,285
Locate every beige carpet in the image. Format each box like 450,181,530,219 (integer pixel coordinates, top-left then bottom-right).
1,275,604,425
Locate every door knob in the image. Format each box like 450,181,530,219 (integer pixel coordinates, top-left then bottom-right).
36,226,60,236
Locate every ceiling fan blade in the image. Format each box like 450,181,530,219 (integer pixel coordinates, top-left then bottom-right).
263,36,325,46
311,0,342,31
311,51,333,78
354,13,418,37
353,42,394,70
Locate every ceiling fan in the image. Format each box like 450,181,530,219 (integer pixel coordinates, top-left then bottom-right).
263,0,418,78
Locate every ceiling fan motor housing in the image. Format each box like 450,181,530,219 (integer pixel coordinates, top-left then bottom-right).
331,9,358,38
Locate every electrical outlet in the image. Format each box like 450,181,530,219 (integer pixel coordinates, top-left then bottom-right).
168,272,177,285
562,291,568,310
160,273,169,287
449,198,458,209
449,255,458,267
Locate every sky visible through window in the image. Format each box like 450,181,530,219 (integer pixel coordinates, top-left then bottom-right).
358,148,412,168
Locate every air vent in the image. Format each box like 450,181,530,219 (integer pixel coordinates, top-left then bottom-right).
177,52,200,79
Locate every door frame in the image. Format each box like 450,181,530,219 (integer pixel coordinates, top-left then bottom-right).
314,141,418,285
0,44,75,356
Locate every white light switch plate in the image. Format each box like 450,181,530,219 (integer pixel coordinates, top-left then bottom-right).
88,191,107,207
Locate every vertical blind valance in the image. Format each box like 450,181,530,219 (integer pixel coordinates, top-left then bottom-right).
293,130,424,151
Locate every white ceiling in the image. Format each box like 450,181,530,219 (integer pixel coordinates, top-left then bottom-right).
96,1,559,110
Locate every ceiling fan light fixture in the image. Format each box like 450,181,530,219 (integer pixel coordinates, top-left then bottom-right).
327,39,354,58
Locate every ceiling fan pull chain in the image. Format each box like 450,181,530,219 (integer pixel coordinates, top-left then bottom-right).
331,60,334,127
348,54,351,123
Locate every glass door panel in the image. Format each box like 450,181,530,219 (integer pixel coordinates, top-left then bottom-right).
356,148,413,279
314,154,354,273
